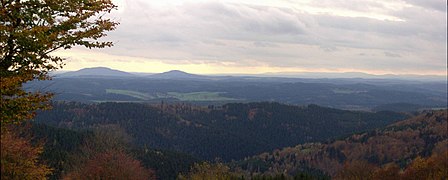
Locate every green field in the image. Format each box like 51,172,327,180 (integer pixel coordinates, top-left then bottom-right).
106,89,154,100
106,89,238,101
165,92,238,101
332,88,367,94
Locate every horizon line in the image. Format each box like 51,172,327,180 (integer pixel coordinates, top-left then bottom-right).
55,66,448,77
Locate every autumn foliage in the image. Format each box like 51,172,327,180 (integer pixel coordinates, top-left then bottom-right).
334,151,448,180
178,162,235,180
401,151,448,180
1,130,52,179
334,160,377,180
63,150,156,180
1,0,118,178
62,125,156,179
1,73,52,126
236,110,447,179
1,0,118,126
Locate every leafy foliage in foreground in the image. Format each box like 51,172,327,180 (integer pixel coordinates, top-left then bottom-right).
1,0,118,127
1,0,117,177
0,129,51,179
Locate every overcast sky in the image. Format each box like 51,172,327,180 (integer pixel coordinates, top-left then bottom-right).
55,0,447,75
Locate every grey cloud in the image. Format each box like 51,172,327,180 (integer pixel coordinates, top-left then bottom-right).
315,14,445,42
107,1,319,60
202,40,227,46
187,3,310,35
97,0,446,74
403,0,447,12
307,0,387,11
316,15,409,35
253,41,278,48
384,52,401,58
311,10,446,54
319,45,339,52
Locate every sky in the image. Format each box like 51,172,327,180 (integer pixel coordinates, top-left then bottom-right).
54,0,447,75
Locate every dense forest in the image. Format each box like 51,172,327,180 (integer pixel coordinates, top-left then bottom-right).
25,123,198,180
19,103,446,179
234,110,447,179
33,102,407,161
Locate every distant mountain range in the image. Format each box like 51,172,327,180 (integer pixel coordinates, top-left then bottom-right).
57,67,135,77
56,67,208,79
54,67,446,82
148,70,207,79
28,66,447,110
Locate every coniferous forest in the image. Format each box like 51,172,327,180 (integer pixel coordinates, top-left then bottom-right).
22,101,446,179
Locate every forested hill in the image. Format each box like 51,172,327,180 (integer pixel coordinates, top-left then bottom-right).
34,102,407,161
235,110,447,178
28,122,198,180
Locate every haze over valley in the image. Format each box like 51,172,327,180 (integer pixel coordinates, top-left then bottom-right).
28,67,447,112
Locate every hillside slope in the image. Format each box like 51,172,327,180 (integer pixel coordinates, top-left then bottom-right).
33,102,407,161
235,110,447,177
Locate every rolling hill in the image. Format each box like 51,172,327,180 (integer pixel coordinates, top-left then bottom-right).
149,70,207,79
57,67,135,78
33,102,408,161
234,110,447,177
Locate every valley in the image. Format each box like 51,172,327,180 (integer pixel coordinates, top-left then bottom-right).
15,68,448,179
27,67,447,111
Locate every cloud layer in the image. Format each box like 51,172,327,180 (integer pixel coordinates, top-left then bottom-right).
63,0,447,75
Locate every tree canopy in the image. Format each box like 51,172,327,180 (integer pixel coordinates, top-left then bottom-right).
1,0,118,125
1,0,117,178
1,0,117,77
